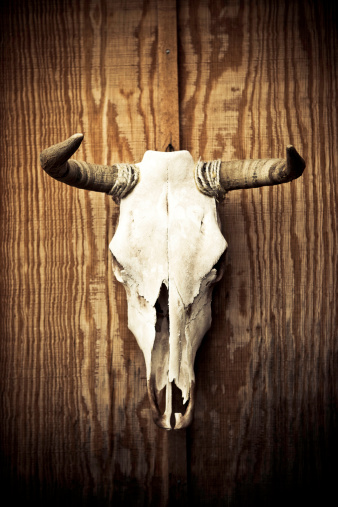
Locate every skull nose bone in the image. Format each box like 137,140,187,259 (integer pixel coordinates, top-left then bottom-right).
147,378,195,430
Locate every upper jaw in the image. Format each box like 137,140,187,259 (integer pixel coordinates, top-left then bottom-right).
147,378,195,430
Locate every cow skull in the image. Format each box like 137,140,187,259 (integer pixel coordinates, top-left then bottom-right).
40,134,305,430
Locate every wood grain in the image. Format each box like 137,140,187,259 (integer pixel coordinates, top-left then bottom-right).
178,0,338,504
0,0,168,505
1,0,337,506
157,0,180,151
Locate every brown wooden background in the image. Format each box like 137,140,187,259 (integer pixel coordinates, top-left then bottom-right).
1,0,337,505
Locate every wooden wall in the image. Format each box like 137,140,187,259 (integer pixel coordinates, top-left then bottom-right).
0,0,337,505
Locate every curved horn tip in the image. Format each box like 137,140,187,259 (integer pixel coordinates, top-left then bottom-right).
286,145,306,180
40,133,85,173
69,132,84,144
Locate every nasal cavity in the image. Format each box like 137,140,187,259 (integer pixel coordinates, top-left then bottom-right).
170,382,189,429
155,282,169,332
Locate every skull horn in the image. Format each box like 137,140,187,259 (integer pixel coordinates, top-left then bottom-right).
195,145,306,198
40,134,139,201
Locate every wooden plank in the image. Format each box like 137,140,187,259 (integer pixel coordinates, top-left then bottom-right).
157,1,188,503
0,0,169,504
178,0,338,504
157,0,180,151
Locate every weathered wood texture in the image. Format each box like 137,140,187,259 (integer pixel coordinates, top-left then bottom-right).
178,0,338,505
157,0,180,151
0,1,169,505
0,0,337,506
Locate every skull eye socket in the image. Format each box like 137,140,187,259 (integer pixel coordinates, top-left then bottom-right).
111,254,125,282
211,251,226,282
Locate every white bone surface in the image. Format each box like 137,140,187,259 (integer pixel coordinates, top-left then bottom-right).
110,150,227,425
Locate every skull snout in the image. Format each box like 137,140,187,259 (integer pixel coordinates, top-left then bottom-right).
147,377,195,430
148,284,195,430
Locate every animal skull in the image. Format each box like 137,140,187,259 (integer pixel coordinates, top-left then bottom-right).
110,150,226,429
40,134,305,430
